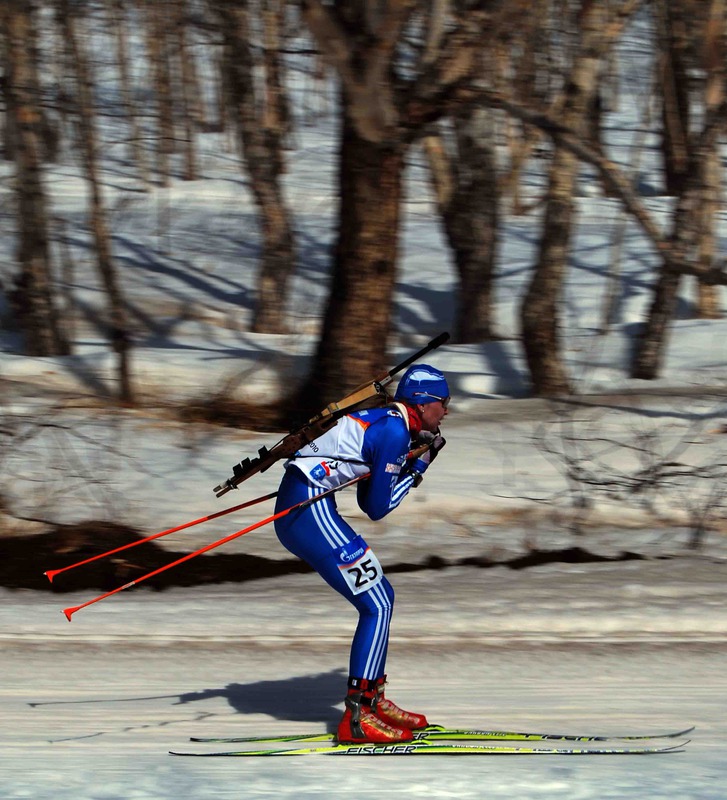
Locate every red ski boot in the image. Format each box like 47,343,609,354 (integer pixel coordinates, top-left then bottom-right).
374,675,429,730
337,678,414,744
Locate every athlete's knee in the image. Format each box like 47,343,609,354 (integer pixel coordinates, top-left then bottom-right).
380,577,395,609
355,576,394,618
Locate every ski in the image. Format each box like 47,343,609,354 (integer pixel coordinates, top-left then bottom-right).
171,740,689,757
190,723,695,745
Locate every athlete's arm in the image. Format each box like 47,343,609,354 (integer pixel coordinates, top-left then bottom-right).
357,415,418,521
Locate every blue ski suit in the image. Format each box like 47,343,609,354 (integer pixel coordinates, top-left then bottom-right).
274,404,423,681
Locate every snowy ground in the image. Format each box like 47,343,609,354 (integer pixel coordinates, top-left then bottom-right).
2,560,726,799
3,396,727,798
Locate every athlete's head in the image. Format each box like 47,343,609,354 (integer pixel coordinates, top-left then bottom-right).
395,364,450,406
394,364,450,431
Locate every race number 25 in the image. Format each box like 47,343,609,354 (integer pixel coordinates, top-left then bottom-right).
338,548,384,596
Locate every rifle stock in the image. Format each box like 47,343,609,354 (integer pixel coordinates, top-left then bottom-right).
213,332,449,497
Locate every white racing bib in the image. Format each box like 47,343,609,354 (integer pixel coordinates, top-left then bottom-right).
336,538,384,596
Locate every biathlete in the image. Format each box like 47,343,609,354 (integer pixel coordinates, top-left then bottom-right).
274,364,449,743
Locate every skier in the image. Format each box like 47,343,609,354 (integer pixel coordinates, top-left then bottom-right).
274,364,449,744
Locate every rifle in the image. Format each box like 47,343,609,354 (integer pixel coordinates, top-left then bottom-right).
212,331,450,497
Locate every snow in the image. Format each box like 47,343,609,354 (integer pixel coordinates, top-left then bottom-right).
2,569,726,798
1,10,727,799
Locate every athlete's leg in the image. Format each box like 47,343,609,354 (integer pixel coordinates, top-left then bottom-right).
275,468,393,680
274,468,413,743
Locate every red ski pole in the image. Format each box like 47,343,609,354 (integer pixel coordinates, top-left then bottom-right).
44,490,278,584
61,474,368,622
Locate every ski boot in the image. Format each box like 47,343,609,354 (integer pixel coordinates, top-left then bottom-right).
374,675,429,730
337,677,414,744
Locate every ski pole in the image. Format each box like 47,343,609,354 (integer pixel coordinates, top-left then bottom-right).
44,490,279,584
61,474,368,622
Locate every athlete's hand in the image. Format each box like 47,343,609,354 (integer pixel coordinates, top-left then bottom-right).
411,433,446,474
425,432,446,463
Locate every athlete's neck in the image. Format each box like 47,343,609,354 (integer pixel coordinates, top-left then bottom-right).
399,402,422,437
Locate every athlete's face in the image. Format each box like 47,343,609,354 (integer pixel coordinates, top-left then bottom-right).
418,397,449,433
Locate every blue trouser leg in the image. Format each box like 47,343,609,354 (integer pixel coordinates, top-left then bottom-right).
274,468,394,680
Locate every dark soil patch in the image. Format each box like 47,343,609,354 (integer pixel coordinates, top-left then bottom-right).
0,521,312,593
0,521,646,593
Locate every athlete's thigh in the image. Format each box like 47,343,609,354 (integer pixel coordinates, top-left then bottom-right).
274,469,358,565
275,472,389,607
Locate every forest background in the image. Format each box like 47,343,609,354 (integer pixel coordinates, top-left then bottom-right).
2,0,727,577
4,0,727,400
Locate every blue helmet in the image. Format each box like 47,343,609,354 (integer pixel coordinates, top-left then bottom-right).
394,364,450,405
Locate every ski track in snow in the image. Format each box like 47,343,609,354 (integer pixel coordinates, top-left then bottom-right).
2,561,726,799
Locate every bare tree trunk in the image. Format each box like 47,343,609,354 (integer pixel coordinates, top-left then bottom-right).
145,0,175,186
695,3,724,320
521,2,607,396
500,0,551,214
695,144,721,318
420,0,499,344
656,0,691,196
216,0,295,334
631,0,726,378
520,0,641,396
111,0,149,189
630,177,712,383
171,0,198,181
423,103,499,343
520,145,576,396
298,108,405,409
4,0,69,356
0,31,10,161
58,3,133,402
261,0,291,142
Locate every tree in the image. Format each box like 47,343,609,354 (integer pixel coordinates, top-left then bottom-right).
145,0,176,186
424,101,500,343
171,0,201,182
111,0,150,189
475,33,727,384
3,0,69,357
631,0,727,379
57,0,133,402
521,0,641,397
214,0,296,334
298,0,514,407
656,0,692,196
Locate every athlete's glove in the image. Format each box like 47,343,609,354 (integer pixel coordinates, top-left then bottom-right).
410,433,446,484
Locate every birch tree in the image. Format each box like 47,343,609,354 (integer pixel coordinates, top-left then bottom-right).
521,0,641,396
631,0,727,379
